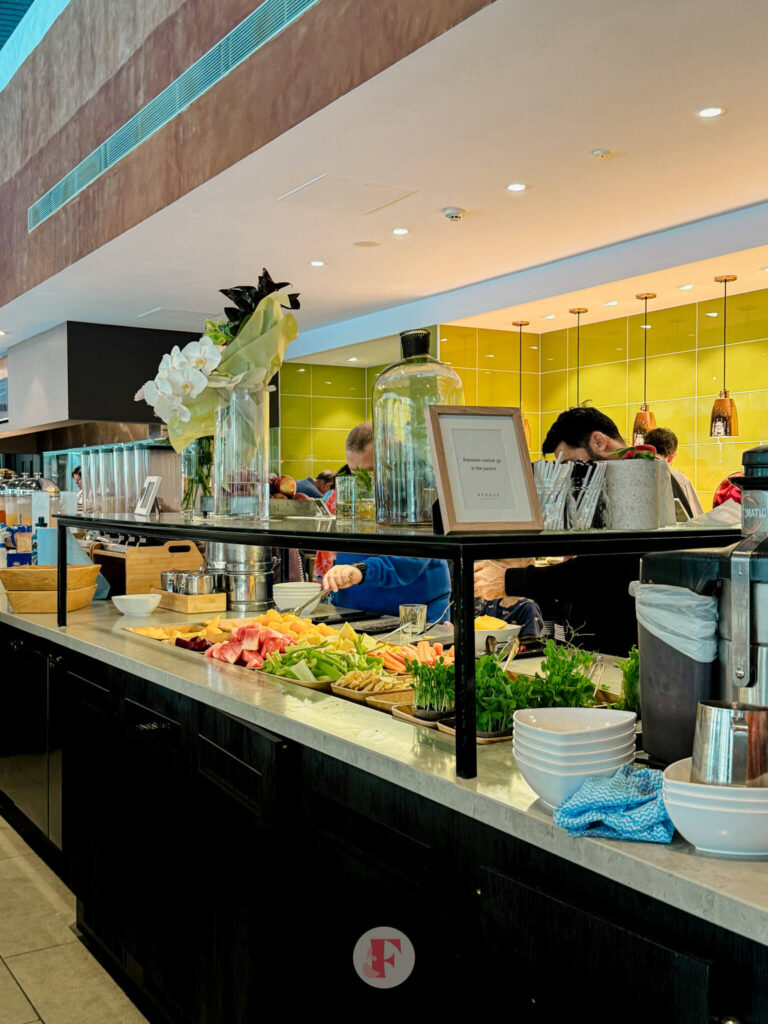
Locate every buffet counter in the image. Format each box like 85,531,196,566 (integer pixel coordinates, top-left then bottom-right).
3,601,767,950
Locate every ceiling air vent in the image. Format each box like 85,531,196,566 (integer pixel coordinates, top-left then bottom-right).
27,0,320,232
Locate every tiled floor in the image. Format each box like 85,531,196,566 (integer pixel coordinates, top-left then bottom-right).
0,815,148,1024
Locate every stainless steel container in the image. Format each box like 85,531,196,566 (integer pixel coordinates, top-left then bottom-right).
175,573,190,595
225,571,273,614
691,700,768,786
206,541,227,570
223,543,271,571
160,570,177,593
185,573,216,595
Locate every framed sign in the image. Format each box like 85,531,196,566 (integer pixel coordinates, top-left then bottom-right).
134,475,162,517
425,406,542,533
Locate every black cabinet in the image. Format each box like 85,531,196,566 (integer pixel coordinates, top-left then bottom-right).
193,709,294,1021
0,623,763,1024
472,868,711,1022
0,626,63,848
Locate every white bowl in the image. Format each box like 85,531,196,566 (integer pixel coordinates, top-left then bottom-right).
663,795,768,856
474,624,521,657
663,758,768,803
111,594,161,616
513,742,634,773
513,732,636,765
513,707,636,745
272,582,322,614
513,726,636,758
663,787,768,812
514,749,634,809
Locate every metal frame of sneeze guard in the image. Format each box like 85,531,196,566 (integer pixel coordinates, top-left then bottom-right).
730,534,768,689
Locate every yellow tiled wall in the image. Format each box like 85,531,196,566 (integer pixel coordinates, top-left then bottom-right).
437,324,542,454
539,287,768,508
278,362,367,481
281,289,768,507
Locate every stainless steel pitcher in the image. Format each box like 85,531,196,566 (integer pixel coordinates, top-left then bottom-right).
691,700,768,786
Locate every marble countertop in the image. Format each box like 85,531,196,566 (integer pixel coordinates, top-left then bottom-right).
2,602,767,949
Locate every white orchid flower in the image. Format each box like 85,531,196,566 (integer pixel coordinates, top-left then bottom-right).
157,346,184,377
154,389,190,423
181,337,222,376
166,365,208,400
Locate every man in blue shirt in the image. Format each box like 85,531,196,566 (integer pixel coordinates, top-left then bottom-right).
296,470,336,499
322,423,450,621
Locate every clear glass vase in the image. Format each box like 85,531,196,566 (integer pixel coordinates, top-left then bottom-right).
213,388,270,518
181,436,214,518
372,329,464,525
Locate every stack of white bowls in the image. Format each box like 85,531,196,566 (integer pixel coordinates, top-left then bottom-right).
663,758,768,856
272,582,323,614
513,708,637,810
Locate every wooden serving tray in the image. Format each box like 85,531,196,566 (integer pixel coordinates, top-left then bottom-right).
436,718,514,744
331,682,412,704
260,670,331,692
391,704,442,728
150,588,227,614
365,689,414,711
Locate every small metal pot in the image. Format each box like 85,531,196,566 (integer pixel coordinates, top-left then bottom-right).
175,573,190,595
160,570,177,593
185,573,216,595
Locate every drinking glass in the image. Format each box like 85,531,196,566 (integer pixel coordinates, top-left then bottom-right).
400,603,427,638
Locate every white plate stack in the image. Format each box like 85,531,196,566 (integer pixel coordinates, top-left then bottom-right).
272,582,323,614
512,707,637,810
663,758,768,857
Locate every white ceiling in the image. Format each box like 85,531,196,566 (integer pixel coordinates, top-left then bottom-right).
2,0,768,356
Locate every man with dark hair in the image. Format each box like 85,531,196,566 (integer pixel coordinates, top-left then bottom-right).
477,407,638,654
644,427,703,517
296,470,336,499
541,407,625,461
643,427,676,458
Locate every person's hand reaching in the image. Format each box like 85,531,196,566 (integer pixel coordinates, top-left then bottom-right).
323,564,363,593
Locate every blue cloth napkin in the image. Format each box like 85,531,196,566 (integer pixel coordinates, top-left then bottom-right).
552,764,674,844
35,528,110,600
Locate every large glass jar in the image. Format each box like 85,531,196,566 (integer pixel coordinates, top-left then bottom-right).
372,329,464,525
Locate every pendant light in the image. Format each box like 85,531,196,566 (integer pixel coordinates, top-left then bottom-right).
632,292,658,445
569,307,588,406
710,274,739,437
512,320,532,447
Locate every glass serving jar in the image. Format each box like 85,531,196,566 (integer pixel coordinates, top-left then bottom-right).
372,329,464,525
17,490,33,526
5,490,17,527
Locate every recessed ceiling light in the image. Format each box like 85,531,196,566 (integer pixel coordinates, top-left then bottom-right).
697,106,726,118
591,148,612,158
679,284,693,290
706,311,719,317
392,227,409,236
604,300,618,307
309,259,325,267
506,182,527,192
542,314,556,320
354,240,381,247
347,357,358,362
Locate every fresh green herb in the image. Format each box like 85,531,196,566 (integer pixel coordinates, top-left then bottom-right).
352,467,373,496
263,646,382,683
613,646,640,715
531,639,595,707
405,659,455,712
